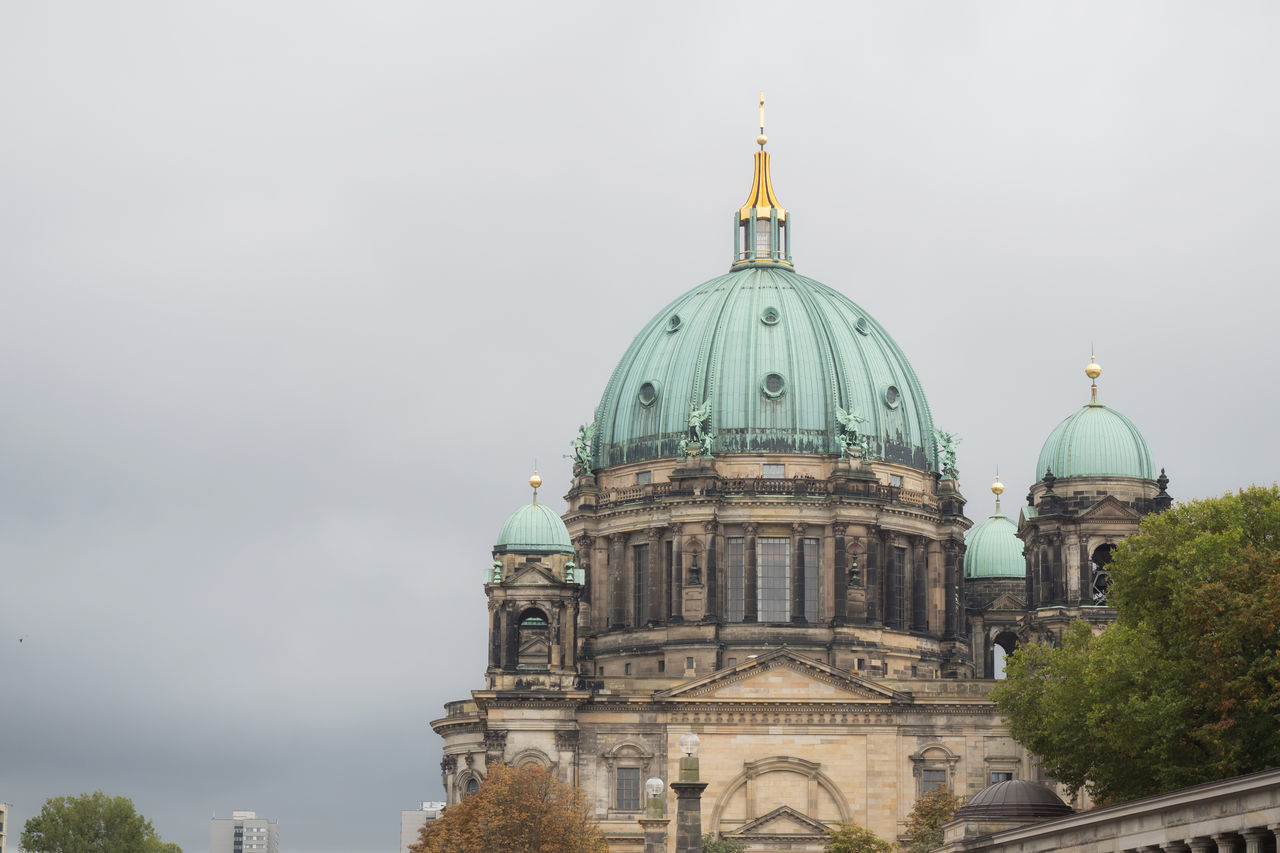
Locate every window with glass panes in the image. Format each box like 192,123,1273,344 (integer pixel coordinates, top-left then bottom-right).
803,538,819,622
757,537,791,622
922,769,947,792
726,537,745,622
615,767,642,810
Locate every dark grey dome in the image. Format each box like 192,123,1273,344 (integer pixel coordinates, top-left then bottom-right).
954,780,1074,820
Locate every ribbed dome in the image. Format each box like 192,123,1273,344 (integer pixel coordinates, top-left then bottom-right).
954,780,1073,820
1036,401,1154,480
495,503,574,555
593,267,938,471
964,511,1025,579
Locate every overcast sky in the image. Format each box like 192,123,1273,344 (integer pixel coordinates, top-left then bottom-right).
2,3,1277,852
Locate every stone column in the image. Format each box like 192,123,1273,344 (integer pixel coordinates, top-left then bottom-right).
703,520,719,621
832,522,848,623
911,536,928,632
672,532,684,622
1187,838,1215,853
1240,828,1269,853
743,523,759,622
671,767,707,853
791,522,807,624
639,816,670,853
943,540,959,636
649,527,665,625
1211,833,1238,853
609,534,626,629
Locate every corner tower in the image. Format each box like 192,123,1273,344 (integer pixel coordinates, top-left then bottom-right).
485,473,583,691
1018,358,1172,643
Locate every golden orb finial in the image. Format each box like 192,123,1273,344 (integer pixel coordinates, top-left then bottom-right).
529,471,542,490
991,478,1005,496
1086,358,1102,380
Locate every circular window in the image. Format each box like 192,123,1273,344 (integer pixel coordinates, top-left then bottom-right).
667,314,682,333
761,372,787,399
638,381,659,407
883,384,900,409
855,316,869,335
760,306,780,326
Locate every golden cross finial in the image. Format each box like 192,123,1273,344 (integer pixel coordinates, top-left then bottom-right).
757,91,768,149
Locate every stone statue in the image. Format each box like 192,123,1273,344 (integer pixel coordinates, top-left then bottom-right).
935,429,960,479
678,399,714,458
835,406,871,459
566,421,595,475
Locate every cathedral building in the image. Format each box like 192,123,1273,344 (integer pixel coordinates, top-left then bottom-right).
432,121,1171,851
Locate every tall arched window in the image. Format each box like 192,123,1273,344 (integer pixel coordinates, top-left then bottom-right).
517,608,551,671
1091,544,1116,604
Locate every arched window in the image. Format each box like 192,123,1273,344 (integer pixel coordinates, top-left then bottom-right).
517,608,551,671
1091,544,1116,604
464,777,479,797
992,631,1018,680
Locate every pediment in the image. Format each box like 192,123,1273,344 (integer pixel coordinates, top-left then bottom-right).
726,805,830,839
1077,495,1141,523
508,565,558,586
655,648,905,703
987,592,1026,611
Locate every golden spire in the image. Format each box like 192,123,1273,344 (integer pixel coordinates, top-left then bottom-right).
991,470,1005,515
739,92,786,224
1086,351,1102,405
529,469,542,503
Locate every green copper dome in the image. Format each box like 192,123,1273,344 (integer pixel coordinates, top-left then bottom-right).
963,509,1025,579
1036,401,1154,480
495,502,575,555
593,266,938,471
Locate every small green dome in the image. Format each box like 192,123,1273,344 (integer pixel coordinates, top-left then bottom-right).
1036,402,1154,480
963,510,1025,579
495,502,574,555
594,267,938,471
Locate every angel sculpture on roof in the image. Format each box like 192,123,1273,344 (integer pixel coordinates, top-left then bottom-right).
678,399,714,458
835,405,872,459
935,428,960,479
566,421,596,476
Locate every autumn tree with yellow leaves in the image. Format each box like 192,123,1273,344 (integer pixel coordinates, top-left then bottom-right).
410,763,608,853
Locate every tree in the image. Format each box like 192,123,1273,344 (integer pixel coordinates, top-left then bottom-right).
702,833,746,852
900,787,963,853
410,763,608,853
991,486,1280,803
824,822,894,853
21,791,182,853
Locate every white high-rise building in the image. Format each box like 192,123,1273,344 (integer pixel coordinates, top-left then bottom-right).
210,810,278,853
399,802,444,853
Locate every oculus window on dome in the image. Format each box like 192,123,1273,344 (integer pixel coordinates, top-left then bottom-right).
637,381,659,407
761,372,786,399
760,306,780,325
667,314,681,333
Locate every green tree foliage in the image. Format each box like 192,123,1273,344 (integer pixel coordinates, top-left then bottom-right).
991,486,1280,802
21,791,182,853
701,833,746,852
410,763,608,853
824,822,894,853
900,787,963,853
